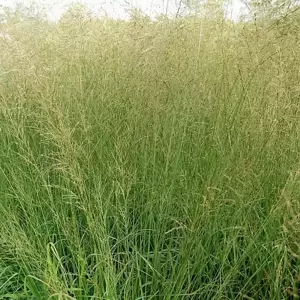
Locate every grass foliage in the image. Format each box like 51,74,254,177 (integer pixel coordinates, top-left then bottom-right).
1,10,300,299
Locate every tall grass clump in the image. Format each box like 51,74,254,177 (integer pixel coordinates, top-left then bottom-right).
1,5,300,299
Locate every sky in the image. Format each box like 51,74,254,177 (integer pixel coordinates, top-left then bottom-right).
0,0,245,22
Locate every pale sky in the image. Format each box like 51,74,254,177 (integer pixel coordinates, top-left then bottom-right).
0,0,245,21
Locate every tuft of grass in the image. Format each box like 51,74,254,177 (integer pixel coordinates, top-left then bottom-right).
1,10,300,299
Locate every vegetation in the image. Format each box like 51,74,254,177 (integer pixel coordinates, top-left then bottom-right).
1,2,300,299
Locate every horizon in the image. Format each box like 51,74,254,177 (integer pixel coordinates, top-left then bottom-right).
0,0,246,22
